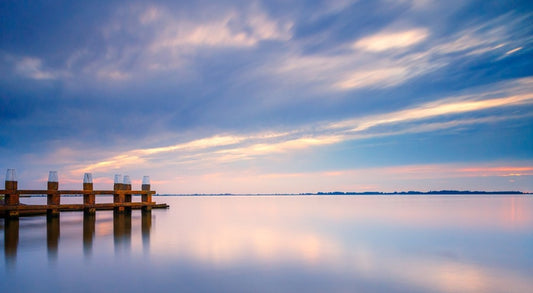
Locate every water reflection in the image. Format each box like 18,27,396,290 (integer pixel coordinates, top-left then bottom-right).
149,196,533,293
83,212,95,257
46,215,60,261
2,196,532,293
4,217,18,269
142,210,151,252
2,209,153,265
113,211,132,254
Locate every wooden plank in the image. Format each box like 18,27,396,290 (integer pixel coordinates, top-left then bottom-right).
0,202,166,210
0,190,156,195
0,202,169,217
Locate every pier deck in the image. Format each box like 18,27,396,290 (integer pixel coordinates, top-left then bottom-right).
0,201,169,217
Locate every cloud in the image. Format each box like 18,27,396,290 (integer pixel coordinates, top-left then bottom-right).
97,69,130,81
150,194,533,293
69,77,533,177
14,57,56,80
353,28,429,52
1,1,531,194
140,135,246,155
149,11,290,50
81,3,293,81
159,161,533,193
328,91,533,132
212,135,344,162
505,47,522,55
5,2,526,93
74,135,247,173
335,67,409,89
268,11,528,91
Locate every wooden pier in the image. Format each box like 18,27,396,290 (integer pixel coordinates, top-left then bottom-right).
1,170,169,218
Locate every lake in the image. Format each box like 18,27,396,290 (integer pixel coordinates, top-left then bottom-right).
2,195,533,293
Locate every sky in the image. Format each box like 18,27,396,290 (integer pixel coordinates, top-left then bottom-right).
1,0,532,194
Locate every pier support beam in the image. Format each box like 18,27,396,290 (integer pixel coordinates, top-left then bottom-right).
113,174,125,213
141,176,152,212
83,173,95,214
47,171,60,217
4,169,19,218
123,175,132,212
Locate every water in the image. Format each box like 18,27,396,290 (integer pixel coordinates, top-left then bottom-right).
2,195,533,293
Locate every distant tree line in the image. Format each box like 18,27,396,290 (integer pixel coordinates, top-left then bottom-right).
307,190,526,195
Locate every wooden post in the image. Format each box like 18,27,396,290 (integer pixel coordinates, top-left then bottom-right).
83,173,95,214
123,175,132,212
141,176,152,211
4,169,19,217
47,171,60,217
114,174,125,213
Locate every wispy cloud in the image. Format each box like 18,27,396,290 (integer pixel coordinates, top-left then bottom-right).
149,9,291,50
82,3,293,81
269,13,528,91
2,1,531,193
71,78,533,175
14,57,56,80
328,92,533,132
505,47,522,55
335,67,410,89
353,28,429,52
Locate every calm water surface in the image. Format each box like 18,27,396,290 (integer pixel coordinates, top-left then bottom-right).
1,195,533,293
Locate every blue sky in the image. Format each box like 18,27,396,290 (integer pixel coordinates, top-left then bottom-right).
1,0,532,193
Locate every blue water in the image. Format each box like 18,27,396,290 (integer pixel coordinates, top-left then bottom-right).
2,195,533,293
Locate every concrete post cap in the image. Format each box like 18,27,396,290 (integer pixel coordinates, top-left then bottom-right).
83,173,93,183
48,171,58,182
6,169,16,181
142,176,150,185
123,175,131,185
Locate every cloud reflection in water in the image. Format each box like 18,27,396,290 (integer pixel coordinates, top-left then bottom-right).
2,195,532,293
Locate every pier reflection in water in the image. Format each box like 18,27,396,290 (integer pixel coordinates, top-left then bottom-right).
83,212,95,256
47,215,60,261
142,209,151,252
3,217,18,268
113,211,132,254
2,209,153,266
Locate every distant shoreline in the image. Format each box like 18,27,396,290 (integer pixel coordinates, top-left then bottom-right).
157,190,530,196
3,190,529,199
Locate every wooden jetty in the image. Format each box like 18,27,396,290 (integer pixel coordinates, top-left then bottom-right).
1,169,169,218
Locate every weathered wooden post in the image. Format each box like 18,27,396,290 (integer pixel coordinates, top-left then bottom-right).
83,173,95,214
47,171,60,217
123,175,132,211
114,174,125,213
4,169,19,217
141,176,152,211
